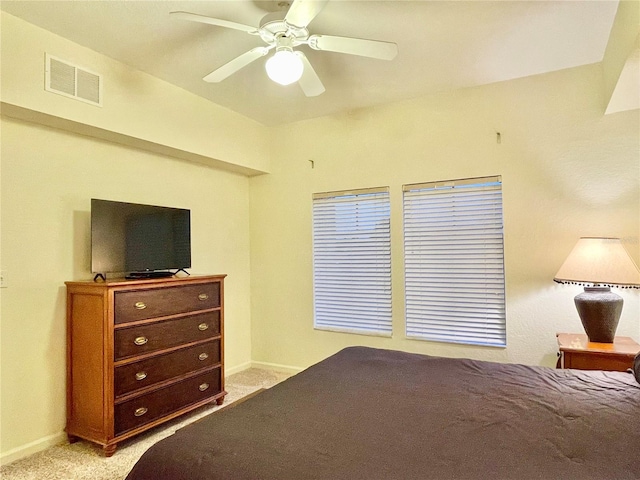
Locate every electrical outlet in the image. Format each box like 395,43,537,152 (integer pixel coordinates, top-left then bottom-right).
0,270,6,288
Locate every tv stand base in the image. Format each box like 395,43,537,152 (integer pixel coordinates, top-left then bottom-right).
125,271,174,280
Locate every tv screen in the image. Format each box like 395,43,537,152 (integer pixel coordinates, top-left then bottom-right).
91,199,191,277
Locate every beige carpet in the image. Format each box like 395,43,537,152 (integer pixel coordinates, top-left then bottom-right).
1,368,291,480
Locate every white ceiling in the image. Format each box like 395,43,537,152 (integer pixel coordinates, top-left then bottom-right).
1,1,620,126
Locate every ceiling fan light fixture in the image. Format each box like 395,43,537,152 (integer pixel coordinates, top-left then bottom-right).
174,0,398,97
265,47,304,85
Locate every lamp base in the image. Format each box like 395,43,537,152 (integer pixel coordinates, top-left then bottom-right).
574,286,623,343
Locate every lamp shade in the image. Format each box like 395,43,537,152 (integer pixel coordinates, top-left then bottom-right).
554,237,640,287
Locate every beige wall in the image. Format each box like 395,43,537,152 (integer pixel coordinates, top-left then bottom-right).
249,63,640,371
602,0,640,113
0,117,253,461
1,12,270,175
0,12,256,463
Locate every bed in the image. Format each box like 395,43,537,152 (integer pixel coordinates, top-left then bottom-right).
125,346,640,480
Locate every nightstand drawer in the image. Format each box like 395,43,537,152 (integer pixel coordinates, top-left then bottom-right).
114,339,220,397
562,351,634,372
114,368,221,436
114,282,220,324
114,311,220,360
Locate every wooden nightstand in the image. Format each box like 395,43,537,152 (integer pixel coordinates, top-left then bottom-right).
556,333,640,372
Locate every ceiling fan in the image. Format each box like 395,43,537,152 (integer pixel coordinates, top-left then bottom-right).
171,0,398,97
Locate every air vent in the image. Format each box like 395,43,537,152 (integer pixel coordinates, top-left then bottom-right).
45,54,102,106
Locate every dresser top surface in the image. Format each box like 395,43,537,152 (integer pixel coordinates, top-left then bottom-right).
556,333,640,356
66,274,226,288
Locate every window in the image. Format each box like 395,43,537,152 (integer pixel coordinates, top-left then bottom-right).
312,187,392,336
403,176,506,347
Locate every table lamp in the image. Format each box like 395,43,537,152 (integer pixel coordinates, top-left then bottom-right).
554,237,640,343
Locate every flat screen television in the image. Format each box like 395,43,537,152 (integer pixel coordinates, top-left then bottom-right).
91,199,191,279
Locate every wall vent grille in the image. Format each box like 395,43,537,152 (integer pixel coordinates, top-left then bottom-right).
45,54,102,106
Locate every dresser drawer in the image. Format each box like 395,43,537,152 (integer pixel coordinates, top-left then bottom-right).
114,340,220,398
114,369,221,436
114,311,220,360
114,282,220,324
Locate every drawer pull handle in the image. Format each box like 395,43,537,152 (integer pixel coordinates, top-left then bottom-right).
199,383,209,392
198,323,209,331
198,353,209,361
134,302,147,310
134,407,148,417
135,371,147,381
198,293,209,301
134,336,148,346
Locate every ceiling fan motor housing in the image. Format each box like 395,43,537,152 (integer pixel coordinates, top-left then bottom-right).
259,12,309,46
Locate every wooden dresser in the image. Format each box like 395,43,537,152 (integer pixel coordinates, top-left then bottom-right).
65,275,226,456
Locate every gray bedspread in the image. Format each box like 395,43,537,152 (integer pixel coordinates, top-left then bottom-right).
126,346,640,480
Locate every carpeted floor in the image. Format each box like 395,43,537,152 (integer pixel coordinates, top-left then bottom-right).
1,368,291,480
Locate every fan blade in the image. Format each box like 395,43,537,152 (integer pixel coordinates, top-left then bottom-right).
284,0,329,29
203,47,270,83
171,11,258,34
297,52,325,97
308,34,398,60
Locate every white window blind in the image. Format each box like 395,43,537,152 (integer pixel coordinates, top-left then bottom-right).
312,187,392,336
403,176,506,347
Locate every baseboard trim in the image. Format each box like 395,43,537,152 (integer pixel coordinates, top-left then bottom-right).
0,431,67,466
225,361,253,376
250,360,304,375
226,360,304,376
